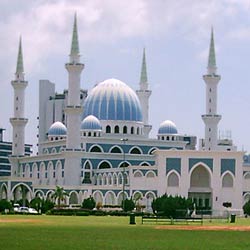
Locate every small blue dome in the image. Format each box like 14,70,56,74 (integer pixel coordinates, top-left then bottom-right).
158,120,178,134
81,115,102,130
48,122,67,136
83,79,142,122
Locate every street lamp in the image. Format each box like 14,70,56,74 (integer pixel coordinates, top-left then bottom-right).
120,138,128,211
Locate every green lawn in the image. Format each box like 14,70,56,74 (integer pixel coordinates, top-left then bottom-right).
0,215,250,250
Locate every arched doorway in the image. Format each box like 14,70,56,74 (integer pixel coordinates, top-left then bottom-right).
188,164,212,210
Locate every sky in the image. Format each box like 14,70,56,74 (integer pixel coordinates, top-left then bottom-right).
1,0,250,153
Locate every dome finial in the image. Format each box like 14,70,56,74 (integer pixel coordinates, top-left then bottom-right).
16,36,24,80
70,12,80,63
140,47,148,84
207,27,217,74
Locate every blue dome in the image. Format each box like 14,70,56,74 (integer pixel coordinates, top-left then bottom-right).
158,120,178,134
81,115,102,130
83,79,142,122
48,122,67,136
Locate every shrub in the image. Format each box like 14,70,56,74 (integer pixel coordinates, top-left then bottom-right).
243,201,250,215
82,197,96,210
122,199,135,212
41,199,54,214
151,194,193,218
30,197,43,212
0,200,12,212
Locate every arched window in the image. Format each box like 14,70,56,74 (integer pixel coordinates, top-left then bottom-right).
119,162,129,168
90,145,102,152
134,171,143,177
106,125,111,133
123,126,127,134
110,147,122,153
114,125,119,134
146,171,155,178
167,172,179,187
99,161,111,169
131,127,134,134
222,173,233,188
140,162,150,166
130,147,141,154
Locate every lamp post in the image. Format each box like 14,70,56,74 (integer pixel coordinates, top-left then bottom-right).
120,138,128,211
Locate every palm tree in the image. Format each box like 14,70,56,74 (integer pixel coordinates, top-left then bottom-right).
51,186,68,208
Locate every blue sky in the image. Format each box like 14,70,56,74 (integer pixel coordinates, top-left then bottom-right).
1,0,250,153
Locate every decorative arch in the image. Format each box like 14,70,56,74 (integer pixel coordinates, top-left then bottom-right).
243,192,250,204
124,173,129,185
107,174,113,185
145,171,156,178
43,148,49,154
134,170,143,178
140,162,151,166
51,148,57,154
98,161,112,169
145,191,156,200
118,173,123,185
148,147,158,155
34,190,44,199
32,162,38,179
109,146,123,154
89,145,103,153
104,191,116,205
222,172,234,188
123,126,127,134
46,190,54,201
97,174,102,185
167,171,180,187
113,173,118,185
114,125,119,134
106,125,111,133
69,191,79,204
118,161,130,168
132,191,143,201
11,183,33,203
117,191,128,205
0,183,8,199
129,146,142,155
103,174,108,186
40,162,46,179
93,191,103,204
190,163,212,188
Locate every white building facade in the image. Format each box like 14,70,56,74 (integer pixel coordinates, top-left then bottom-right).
0,16,248,213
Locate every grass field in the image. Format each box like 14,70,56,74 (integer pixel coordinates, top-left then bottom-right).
1,215,250,250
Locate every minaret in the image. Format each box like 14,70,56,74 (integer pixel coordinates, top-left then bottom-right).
202,28,221,151
65,14,84,150
136,48,152,137
10,37,28,156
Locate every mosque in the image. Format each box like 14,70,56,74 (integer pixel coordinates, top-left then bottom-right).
0,15,249,213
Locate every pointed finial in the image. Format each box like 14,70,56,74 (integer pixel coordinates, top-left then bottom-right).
70,13,80,63
15,36,24,80
207,27,217,74
140,48,148,84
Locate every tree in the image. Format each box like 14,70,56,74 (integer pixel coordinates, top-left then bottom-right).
122,199,135,212
151,194,193,218
82,197,96,210
243,201,250,215
51,186,68,208
0,200,12,212
30,197,43,212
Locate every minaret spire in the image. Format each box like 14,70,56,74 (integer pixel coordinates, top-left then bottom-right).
10,38,28,156
16,36,24,81
136,48,152,137
207,27,217,74
70,13,80,63
201,28,221,151
140,48,148,85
